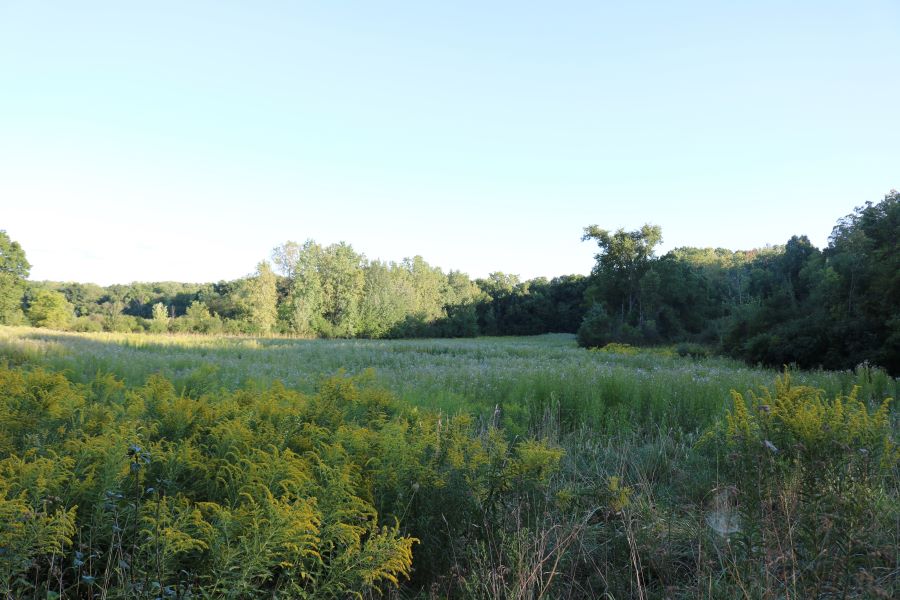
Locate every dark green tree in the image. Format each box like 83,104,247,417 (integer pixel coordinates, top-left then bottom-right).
826,190,899,371
582,224,663,325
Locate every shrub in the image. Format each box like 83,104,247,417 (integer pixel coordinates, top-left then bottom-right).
71,315,104,332
0,363,566,598
701,372,898,597
576,304,614,348
26,290,74,330
592,342,639,356
675,342,710,358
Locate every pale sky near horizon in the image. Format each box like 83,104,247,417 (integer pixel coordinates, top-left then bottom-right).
1,1,898,285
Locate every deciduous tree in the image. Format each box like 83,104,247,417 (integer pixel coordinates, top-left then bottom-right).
0,230,30,324
582,224,662,324
237,261,278,335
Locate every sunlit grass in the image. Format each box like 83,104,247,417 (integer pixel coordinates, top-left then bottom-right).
1,325,894,435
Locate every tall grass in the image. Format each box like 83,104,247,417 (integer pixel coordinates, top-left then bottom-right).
1,326,896,598
1,327,894,436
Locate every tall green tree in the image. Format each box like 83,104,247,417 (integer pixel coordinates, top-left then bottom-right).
826,190,899,371
237,261,278,335
271,240,302,281
357,260,413,337
317,243,366,337
276,240,326,336
582,223,662,325
0,230,30,324
474,273,520,335
403,256,448,322
715,191,898,373
440,270,482,337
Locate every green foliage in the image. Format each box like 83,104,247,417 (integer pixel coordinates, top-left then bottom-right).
273,240,503,339
576,304,614,347
314,242,366,337
11,192,898,375
0,330,896,597
0,360,571,598
149,301,169,333
236,261,278,335
715,193,899,373
173,300,222,334
591,342,639,356
26,289,74,330
700,372,898,597
576,192,899,373
71,314,104,332
722,372,895,470
826,190,900,371
17,242,590,342
582,223,662,325
0,230,30,325
675,342,710,358
476,274,587,336
276,240,326,336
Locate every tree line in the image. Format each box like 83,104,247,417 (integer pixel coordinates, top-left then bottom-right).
1,190,896,373
0,237,589,339
577,191,898,373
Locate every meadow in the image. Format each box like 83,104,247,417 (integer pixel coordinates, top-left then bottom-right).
0,326,897,598
1,327,895,435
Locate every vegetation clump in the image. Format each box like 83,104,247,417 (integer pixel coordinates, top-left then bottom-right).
0,362,566,598
699,372,898,598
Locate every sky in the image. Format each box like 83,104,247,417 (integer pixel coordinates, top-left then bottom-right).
1,1,898,285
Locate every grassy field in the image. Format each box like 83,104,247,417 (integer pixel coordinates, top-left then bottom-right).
1,327,895,434
0,326,897,598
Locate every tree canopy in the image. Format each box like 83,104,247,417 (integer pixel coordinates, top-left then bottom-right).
576,191,899,374
0,230,30,324
26,289,73,329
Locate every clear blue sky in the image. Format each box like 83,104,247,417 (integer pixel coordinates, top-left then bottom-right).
2,1,897,285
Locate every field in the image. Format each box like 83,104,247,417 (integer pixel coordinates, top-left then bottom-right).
3,327,895,434
1,327,897,598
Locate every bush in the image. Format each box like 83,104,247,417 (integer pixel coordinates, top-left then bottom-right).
71,315,104,332
576,304,614,348
104,313,145,333
0,364,565,598
26,290,74,330
171,301,223,334
675,342,710,358
592,342,639,356
700,372,898,597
